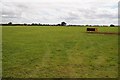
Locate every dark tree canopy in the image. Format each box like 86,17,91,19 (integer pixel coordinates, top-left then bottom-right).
8,22,12,25
110,24,115,27
61,22,67,26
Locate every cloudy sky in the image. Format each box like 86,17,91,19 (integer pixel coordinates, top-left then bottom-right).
0,0,119,25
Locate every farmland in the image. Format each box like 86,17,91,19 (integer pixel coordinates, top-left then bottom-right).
2,26,119,78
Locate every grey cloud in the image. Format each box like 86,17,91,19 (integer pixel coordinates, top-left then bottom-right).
1,2,29,23
77,8,117,20
1,0,118,25
97,13,117,19
63,12,80,22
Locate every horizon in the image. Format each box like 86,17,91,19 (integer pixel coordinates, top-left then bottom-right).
1,21,119,26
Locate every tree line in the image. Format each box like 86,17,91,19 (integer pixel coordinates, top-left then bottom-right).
1,22,67,26
0,22,118,27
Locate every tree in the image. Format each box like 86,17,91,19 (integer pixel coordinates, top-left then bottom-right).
61,22,66,26
24,23,27,26
57,24,61,26
8,22,12,25
110,24,115,27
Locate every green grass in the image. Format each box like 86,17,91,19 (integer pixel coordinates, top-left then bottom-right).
0,26,2,77
2,26,119,78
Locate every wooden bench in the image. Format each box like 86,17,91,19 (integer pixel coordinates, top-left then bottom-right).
87,28,98,32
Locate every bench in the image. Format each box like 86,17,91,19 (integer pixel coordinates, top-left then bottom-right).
87,28,98,32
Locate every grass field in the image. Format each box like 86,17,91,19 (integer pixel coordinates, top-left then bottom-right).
2,26,119,78
0,26,2,78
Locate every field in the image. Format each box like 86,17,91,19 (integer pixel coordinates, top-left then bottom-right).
0,26,2,78
2,26,119,78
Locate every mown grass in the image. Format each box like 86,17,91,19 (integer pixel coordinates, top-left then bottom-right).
0,26,2,77
2,26,119,78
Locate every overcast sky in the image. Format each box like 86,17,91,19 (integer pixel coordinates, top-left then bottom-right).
0,0,119,25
